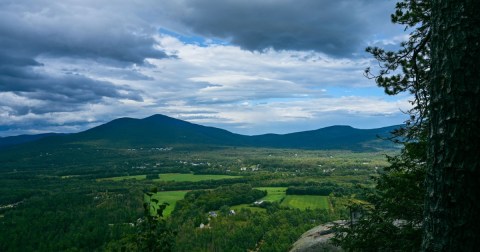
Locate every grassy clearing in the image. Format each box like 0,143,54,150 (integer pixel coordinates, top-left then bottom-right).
231,189,331,212
256,187,287,202
231,204,266,213
98,173,239,182
230,187,286,212
280,195,330,210
146,191,188,217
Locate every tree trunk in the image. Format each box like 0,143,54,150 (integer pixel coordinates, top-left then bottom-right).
423,0,480,251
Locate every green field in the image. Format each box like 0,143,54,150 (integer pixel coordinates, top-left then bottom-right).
256,187,287,202
232,188,331,211
227,187,286,212
146,191,188,217
99,173,239,182
280,195,330,210
231,204,266,213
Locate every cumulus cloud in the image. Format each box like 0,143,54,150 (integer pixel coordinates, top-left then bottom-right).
145,95,410,135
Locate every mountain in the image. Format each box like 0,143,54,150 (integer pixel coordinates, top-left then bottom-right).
0,133,61,149
64,114,250,147
251,125,397,150
0,114,400,151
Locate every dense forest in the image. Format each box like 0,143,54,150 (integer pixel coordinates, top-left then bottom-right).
0,147,380,251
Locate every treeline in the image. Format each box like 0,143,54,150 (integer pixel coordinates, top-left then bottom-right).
174,184,266,214
56,167,192,180
286,182,357,196
157,178,251,191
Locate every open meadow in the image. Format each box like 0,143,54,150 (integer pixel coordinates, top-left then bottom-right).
257,187,287,201
147,191,189,217
281,195,331,210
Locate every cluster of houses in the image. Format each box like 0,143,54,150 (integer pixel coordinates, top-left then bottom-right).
126,147,172,151
207,209,236,218
240,164,260,172
0,200,24,211
178,160,210,166
199,209,237,229
322,168,336,173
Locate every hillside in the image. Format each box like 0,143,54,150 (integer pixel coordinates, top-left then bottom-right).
0,114,400,152
251,125,397,150
66,114,249,147
0,133,60,149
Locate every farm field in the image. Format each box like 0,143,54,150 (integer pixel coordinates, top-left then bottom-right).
281,195,331,210
99,173,240,182
147,191,189,217
231,204,266,213
230,189,331,211
256,187,287,202
257,188,331,211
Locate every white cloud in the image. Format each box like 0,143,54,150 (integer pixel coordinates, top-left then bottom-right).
1,34,411,136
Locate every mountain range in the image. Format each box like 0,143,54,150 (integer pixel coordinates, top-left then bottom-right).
0,114,400,151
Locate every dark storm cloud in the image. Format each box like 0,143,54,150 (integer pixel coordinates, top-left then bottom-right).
0,65,143,115
0,1,169,66
0,54,44,68
0,0,155,116
179,0,394,57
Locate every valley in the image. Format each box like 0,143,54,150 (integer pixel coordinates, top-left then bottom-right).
0,115,397,251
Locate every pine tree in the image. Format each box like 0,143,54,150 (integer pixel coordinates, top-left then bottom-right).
422,0,480,250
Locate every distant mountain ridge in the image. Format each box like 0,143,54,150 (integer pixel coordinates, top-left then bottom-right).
0,114,400,151
0,133,62,149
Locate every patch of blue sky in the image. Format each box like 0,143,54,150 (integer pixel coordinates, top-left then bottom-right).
159,28,229,46
324,86,409,101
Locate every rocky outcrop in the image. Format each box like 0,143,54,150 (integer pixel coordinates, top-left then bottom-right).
289,221,345,252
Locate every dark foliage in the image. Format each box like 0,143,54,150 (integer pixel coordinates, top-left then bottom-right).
333,0,430,250
286,182,353,196
423,0,480,249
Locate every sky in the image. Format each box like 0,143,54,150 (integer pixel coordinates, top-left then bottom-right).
0,0,412,137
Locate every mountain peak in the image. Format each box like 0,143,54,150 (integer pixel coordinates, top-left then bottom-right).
143,114,176,121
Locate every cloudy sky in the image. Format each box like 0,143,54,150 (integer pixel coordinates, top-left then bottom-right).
0,0,411,137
